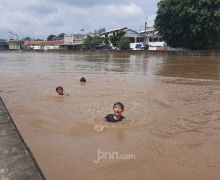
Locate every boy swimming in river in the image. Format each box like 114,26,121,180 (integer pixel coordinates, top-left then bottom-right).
80,77,86,86
105,102,125,122
94,102,125,132
55,86,69,96
80,77,86,83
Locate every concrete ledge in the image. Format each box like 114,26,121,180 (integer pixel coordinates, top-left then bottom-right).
0,96,46,180
1,49,220,56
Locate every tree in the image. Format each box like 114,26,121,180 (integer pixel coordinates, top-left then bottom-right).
117,36,130,50
23,36,31,40
109,30,126,48
57,33,66,39
143,43,149,50
84,35,104,49
47,34,56,41
154,0,220,50
104,34,111,49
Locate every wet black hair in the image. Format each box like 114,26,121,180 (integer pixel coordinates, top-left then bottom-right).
80,77,86,82
56,86,63,91
113,102,124,110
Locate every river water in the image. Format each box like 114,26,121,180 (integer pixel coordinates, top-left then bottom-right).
0,51,220,180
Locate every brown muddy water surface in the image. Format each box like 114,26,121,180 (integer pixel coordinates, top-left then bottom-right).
0,51,220,180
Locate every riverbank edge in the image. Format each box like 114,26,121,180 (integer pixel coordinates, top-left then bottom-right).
1,49,220,56
0,96,46,180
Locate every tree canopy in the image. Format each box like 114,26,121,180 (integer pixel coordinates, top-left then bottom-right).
47,34,56,41
57,33,66,39
109,30,126,48
117,36,130,50
154,0,220,50
84,35,104,49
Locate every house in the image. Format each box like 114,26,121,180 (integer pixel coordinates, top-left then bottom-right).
100,27,145,50
64,34,84,49
64,33,99,50
7,32,24,50
0,39,9,50
8,40,24,50
24,40,64,50
140,28,167,50
42,40,64,50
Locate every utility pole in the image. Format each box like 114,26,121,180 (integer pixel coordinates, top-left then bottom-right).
144,17,148,44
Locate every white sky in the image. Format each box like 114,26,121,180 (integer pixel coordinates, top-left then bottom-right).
0,0,160,39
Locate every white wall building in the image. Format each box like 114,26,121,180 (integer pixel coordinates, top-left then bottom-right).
148,42,167,51
26,40,63,50
64,34,84,45
140,28,167,50
101,27,145,50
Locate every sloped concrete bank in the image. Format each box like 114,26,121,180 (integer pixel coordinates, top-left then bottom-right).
0,96,45,180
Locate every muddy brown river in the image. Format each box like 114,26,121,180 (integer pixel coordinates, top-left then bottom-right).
0,51,220,180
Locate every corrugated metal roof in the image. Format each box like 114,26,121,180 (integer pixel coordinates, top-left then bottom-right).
24,40,64,46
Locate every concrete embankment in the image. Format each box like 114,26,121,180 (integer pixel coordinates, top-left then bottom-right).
1,49,220,56
0,96,45,180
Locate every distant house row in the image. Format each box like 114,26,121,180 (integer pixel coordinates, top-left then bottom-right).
0,27,166,51
24,40,64,50
63,27,166,50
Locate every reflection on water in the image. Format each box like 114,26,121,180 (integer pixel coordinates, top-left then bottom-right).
0,51,219,79
0,53,220,79
0,51,220,180
157,56,220,79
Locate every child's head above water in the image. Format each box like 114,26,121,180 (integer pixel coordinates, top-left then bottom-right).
105,102,125,122
56,86,64,95
80,77,86,83
113,101,124,111
113,101,124,117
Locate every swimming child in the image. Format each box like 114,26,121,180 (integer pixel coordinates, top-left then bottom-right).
80,77,86,83
55,86,69,96
105,102,125,122
56,86,64,95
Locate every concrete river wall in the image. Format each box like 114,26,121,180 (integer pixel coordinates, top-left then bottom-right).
0,96,45,180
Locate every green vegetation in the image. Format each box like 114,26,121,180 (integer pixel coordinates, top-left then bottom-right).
116,36,130,50
84,35,104,49
84,30,131,50
109,30,126,48
143,43,149,50
104,34,111,49
47,33,65,41
57,33,66,39
47,34,56,41
154,0,220,50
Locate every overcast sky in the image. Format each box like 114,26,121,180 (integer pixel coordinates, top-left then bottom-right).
0,0,160,39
